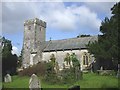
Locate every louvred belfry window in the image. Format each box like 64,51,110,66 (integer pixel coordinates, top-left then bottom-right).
28,26,31,30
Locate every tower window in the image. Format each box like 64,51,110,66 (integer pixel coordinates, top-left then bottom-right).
28,26,31,30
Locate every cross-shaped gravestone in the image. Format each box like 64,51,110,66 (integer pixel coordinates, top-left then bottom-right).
29,74,41,90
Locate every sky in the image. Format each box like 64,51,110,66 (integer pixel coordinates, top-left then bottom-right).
1,0,118,56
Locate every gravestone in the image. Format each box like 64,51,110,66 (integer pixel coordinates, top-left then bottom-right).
68,85,80,90
4,74,12,83
100,66,103,70
29,74,41,90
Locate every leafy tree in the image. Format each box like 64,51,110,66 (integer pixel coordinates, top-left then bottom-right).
2,37,18,80
17,49,23,68
70,53,82,80
2,37,12,58
50,54,56,67
70,53,80,68
87,2,120,70
44,54,58,84
64,53,71,65
77,34,91,38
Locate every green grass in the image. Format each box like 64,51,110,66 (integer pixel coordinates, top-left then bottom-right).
74,73,118,88
2,73,119,89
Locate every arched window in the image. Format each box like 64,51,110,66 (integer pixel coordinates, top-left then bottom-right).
86,56,88,65
83,52,89,65
83,56,86,65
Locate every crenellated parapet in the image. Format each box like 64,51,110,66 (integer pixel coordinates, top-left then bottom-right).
24,18,46,28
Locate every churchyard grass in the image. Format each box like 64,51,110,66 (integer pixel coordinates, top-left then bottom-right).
73,73,118,88
3,73,118,89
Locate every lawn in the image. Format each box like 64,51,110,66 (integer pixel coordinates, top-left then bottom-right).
2,73,119,89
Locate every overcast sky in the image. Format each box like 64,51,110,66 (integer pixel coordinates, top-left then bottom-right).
1,0,118,56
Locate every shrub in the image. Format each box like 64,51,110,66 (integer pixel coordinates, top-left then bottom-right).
18,62,46,76
43,61,61,84
61,68,82,84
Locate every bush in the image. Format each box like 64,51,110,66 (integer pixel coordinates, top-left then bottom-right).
61,68,82,84
43,61,61,84
61,68,75,84
18,62,46,76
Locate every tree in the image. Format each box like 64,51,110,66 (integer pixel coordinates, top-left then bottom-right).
45,54,58,83
77,34,91,38
50,54,56,67
70,53,82,80
64,53,71,65
70,53,80,68
17,49,23,68
2,37,18,80
87,2,120,70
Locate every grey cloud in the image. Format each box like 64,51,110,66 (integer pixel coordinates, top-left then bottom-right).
2,2,38,34
2,2,103,35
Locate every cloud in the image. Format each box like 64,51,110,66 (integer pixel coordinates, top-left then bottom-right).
70,5,101,31
83,2,116,18
2,2,103,34
11,46,20,56
2,2,117,35
2,1,117,53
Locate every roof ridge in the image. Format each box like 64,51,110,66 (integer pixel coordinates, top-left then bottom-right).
46,36,95,42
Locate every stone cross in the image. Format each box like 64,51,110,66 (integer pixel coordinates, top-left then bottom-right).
29,74,41,90
4,74,12,83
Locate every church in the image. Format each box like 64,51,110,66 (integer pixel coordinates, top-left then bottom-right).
22,18,98,70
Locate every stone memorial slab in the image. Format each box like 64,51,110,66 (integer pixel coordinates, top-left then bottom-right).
29,74,41,90
4,74,12,83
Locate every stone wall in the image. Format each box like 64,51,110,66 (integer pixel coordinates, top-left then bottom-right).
42,49,94,70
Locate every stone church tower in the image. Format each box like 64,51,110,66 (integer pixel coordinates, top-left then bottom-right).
22,18,46,68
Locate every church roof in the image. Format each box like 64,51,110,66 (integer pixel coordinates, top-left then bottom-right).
43,36,98,52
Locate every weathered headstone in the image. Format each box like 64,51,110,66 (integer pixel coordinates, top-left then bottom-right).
29,74,41,90
4,74,12,83
100,66,103,70
68,85,80,90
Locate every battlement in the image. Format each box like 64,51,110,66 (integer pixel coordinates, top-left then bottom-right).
24,18,46,28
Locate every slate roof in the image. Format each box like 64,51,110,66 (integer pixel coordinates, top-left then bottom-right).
43,36,98,52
